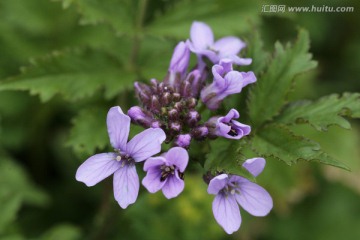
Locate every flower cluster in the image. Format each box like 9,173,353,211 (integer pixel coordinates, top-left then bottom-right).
76,21,272,234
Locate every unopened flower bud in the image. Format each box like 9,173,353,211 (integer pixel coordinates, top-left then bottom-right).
128,106,154,128
151,121,161,128
174,134,192,148
174,102,183,111
185,70,202,97
180,80,191,98
186,110,200,127
169,121,181,133
162,92,172,106
134,82,152,106
191,125,209,140
172,93,181,102
186,98,197,109
151,95,161,113
168,109,179,121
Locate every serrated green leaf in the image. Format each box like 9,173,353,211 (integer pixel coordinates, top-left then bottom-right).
251,124,349,170
66,107,109,158
57,0,135,34
204,139,254,180
276,93,360,131
242,31,270,74
0,48,135,102
147,0,260,38
248,30,317,128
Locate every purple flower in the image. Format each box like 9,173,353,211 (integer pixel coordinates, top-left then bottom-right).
142,147,189,199
210,109,251,139
201,59,256,110
76,106,166,209
208,158,272,234
165,42,190,89
187,21,252,66
169,41,190,77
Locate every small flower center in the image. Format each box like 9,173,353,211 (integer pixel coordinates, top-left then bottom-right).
224,122,238,137
114,151,134,167
221,182,240,196
160,164,175,182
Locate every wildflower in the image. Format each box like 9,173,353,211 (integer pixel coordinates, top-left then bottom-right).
76,106,166,209
187,21,252,65
207,158,273,234
169,41,190,78
142,147,188,198
207,109,251,139
201,59,256,110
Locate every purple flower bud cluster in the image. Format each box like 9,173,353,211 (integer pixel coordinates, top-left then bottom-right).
75,21,272,235
130,22,257,149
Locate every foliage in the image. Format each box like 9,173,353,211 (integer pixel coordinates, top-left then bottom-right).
0,0,360,239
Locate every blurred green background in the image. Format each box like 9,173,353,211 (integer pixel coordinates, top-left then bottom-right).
0,0,360,239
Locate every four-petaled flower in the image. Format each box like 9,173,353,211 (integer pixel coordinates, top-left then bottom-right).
207,158,273,234
76,106,166,209
215,108,251,139
187,21,252,66
201,59,256,110
142,147,189,199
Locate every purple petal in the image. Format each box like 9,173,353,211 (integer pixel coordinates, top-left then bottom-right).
165,147,189,172
107,106,130,151
242,158,266,177
162,172,184,199
219,58,233,73
169,41,190,76
212,64,227,89
230,120,251,138
76,153,120,187
207,174,228,195
222,71,244,95
142,167,166,193
214,36,245,57
229,55,252,66
113,164,139,209
221,109,239,122
234,177,273,216
217,123,231,137
126,128,166,162
143,157,166,171
241,71,257,87
190,21,214,50
212,194,241,234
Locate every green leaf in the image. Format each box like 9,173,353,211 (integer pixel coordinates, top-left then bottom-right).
204,139,254,180
248,30,317,128
0,48,135,102
250,124,349,170
0,152,49,233
39,224,82,240
147,0,260,38
276,93,360,131
66,107,109,158
57,0,135,34
242,31,270,74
